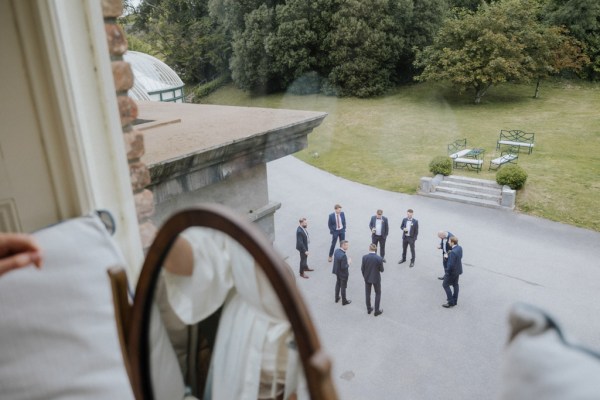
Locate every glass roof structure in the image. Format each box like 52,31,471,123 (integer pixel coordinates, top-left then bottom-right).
123,51,185,103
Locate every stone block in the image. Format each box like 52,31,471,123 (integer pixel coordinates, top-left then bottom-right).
118,95,138,127
101,0,123,18
105,23,127,56
134,189,154,221
138,220,158,250
123,129,145,160
111,61,133,92
130,161,151,191
501,186,516,209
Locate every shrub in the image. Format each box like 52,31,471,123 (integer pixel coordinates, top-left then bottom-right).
429,156,452,176
496,164,528,189
191,74,231,101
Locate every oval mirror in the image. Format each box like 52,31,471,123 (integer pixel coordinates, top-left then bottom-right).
126,204,338,400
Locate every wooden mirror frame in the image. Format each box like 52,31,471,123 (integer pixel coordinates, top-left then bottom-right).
111,204,338,400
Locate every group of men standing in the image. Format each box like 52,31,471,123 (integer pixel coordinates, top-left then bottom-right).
295,204,463,315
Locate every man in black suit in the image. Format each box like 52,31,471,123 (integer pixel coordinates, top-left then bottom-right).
442,236,463,308
399,209,419,268
332,240,351,305
296,217,313,279
361,243,384,316
327,204,346,262
369,209,389,263
437,230,454,280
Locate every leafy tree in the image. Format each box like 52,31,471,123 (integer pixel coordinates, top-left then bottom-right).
324,0,408,97
230,4,279,92
544,0,600,80
131,0,229,84
415,0,588,103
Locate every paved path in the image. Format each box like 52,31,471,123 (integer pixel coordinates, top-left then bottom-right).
267,155,600,400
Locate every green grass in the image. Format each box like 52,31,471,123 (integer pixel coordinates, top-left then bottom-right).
200,80,600,232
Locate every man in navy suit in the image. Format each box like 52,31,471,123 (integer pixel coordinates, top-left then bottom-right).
361,243,384,316
328,204,346,262
296,217,313,279
332,240,351,305
399,209,419,268
437,230,454,280
369,209,389,263
442,236,463,308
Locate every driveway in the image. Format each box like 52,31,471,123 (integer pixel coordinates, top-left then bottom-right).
267,155,600,400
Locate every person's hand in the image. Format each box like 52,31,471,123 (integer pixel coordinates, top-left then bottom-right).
0,233,43,277
437,245,442,249
444,253,448,259
305,251,309,256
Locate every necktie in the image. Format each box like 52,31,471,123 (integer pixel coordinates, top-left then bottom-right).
336,214,341,230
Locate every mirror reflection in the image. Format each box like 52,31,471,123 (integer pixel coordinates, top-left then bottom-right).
148,226,304,400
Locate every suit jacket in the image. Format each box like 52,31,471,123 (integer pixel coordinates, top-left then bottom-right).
328,212,347,235
400,217,419,240
361,252,384,284
446,245,463,275
369,216,389,238
440,231,454,255
332,248,349,279
296,226,308,253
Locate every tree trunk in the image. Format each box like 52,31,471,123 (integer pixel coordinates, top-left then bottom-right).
474,83,492,104
533,77,541,98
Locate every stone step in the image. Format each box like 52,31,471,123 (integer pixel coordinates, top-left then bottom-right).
421,191,504,209
437,180,501,196
435,186,501,202
443,175,502,189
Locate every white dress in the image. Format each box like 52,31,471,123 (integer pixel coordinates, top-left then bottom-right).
163,227,306,400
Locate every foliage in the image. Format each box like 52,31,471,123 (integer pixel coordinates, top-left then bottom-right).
130,0,229,84
189,74,231,100
324,0,408,97
496,164,528,190
429,156,452,176
544,0,600,80
414,0,589,103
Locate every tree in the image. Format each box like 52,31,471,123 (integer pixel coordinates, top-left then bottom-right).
131,0,229,84
544,0,600,80
414,0,588,103
324,0,408,97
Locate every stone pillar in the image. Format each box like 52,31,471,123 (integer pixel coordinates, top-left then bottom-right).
102,0,157,248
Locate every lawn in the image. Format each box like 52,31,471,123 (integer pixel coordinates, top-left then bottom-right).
200,80,600,232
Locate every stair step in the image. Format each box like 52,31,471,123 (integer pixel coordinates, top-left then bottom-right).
437,180,501,195
421,192,503,209
443,175,502,189
435,186,501,201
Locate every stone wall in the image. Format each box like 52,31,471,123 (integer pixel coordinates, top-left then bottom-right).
102,0,157,248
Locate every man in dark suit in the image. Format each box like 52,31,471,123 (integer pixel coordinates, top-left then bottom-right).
327,204,346,262
361,243,384,316
437,230,454,280
369,209,389,263
399,208,419,268
332,240,351,305
442,236,463,308
296,217,313,279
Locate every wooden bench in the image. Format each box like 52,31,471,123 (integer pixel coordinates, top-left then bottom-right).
489,147,519,171
496,130,535,154
447,139,484,173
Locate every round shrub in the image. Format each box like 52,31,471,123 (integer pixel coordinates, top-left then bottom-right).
496,164,528,190
429,156,452,176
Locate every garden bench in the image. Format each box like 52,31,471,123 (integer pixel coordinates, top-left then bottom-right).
489,146,519,171
496,129,535,154
447,139,484,173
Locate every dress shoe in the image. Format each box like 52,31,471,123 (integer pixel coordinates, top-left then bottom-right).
398,259,406,264
299,274,309,279
438,276,445,280
442,302,455,308
342,299,352,306
335,297,340,303
367,308,373,314
305,268,314,271
374,309,383,316
409,262,414,268
382,258,386,263
328,256,332,262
